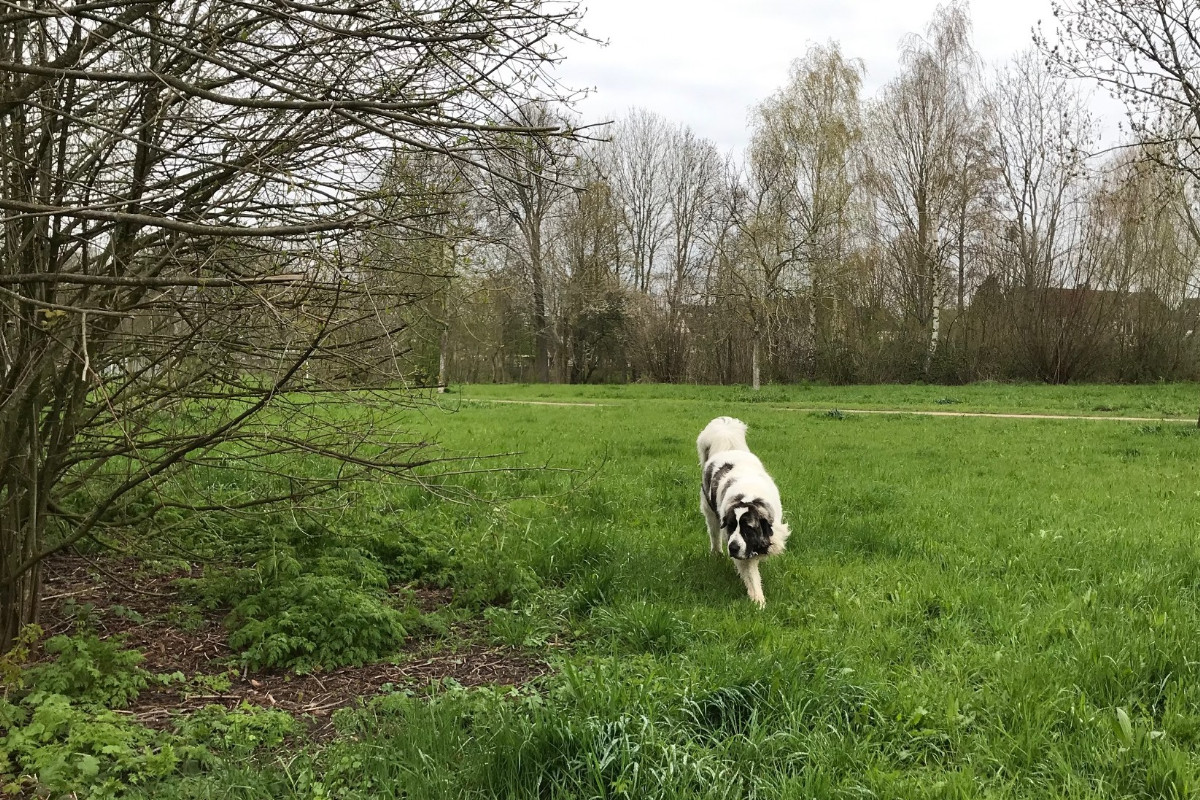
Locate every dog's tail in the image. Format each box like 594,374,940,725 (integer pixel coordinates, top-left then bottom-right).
697,416,749,464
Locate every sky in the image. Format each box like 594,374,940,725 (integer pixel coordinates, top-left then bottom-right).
555,0,1123,155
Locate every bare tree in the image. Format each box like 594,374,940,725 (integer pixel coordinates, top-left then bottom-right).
475,103,578,383
606,110,672,294
988,49,1103,378
554,156,627,382
1041,0,1200,405
867,1,982,377
1041,0,1200,181
0,0,584,650
749,42,865,377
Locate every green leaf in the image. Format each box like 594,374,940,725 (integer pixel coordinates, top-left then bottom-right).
1115,707,1135,748
76,753,100,777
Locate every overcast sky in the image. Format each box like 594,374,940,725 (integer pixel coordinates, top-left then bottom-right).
555,0,1122,155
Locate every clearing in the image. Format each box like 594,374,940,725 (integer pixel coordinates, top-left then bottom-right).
7,382,1200,799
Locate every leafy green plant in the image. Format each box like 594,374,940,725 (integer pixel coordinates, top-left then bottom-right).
0,624,41,698
173,704,299,756
0,693,176,798
26,634,149,708
226,575,408,670
444,548,537,608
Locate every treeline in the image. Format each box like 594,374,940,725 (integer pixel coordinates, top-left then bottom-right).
382,3,1200,386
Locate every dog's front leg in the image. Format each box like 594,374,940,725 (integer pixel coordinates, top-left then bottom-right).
734,558,766,608
701,492,722,556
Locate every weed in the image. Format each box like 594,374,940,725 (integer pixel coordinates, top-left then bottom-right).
174,703,299,756
0,624,41,698
226,575,408,670
0,693,176,798
26,634,149,708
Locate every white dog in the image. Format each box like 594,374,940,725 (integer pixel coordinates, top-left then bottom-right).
697,416,790,607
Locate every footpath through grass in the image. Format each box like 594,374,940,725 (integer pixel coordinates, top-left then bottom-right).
6,383,1200,799
459,381,1200,419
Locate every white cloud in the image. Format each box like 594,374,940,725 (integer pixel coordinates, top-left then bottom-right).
556,0,1119,154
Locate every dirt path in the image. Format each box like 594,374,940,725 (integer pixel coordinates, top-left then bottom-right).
786,407,1193,423
464,397,1192,423
461,398,609,407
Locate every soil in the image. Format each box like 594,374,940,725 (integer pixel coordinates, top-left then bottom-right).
34,555,551,737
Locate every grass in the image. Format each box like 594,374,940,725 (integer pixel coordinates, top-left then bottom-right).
11,382,1200,798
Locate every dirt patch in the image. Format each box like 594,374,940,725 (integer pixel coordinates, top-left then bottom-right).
125,643,550,738
36,555,551,735
39,555,231,675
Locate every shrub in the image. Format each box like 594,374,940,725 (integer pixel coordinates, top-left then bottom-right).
174,704,299,756
226,575,408,670
0,693,176,798
0,624,41,697
26,634,149,708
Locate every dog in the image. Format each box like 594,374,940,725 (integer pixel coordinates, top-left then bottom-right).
697,416,790,608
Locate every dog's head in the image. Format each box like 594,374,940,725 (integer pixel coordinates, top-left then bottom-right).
723,501,775,560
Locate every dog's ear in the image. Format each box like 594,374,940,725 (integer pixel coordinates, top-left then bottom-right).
751,501,773,537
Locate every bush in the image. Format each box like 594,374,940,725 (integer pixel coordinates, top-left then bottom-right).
174,704,299,756
26,634,149,708
0,624,41,696
226,575,408,670
0,693,177,798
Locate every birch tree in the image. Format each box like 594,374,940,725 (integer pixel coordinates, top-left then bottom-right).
749,42,865,376
867,2,982,376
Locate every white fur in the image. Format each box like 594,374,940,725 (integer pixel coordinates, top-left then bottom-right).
696,416,791,608
696,415,748,464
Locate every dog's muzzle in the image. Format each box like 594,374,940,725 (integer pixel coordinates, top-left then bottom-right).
728,538,747,559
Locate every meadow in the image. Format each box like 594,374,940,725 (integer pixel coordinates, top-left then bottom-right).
5,383,1200,799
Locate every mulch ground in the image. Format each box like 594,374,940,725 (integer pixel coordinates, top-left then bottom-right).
35,555,551,736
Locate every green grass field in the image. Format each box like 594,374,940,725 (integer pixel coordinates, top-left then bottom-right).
8,383,1200,799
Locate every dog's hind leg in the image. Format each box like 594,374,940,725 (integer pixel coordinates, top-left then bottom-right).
701,491,722,555
734,558,766,608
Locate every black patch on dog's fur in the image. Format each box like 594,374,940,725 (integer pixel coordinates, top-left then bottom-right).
704,462,733,512
720,493,746,531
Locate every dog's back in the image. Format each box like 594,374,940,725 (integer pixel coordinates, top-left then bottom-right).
696,416,749,465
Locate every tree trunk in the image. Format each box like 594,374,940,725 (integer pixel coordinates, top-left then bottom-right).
437,326,449,393
752,335,761,391
437,244,452,393
529,226,551,383
925,304,941,377
1,410,46,653
806,288,818,379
